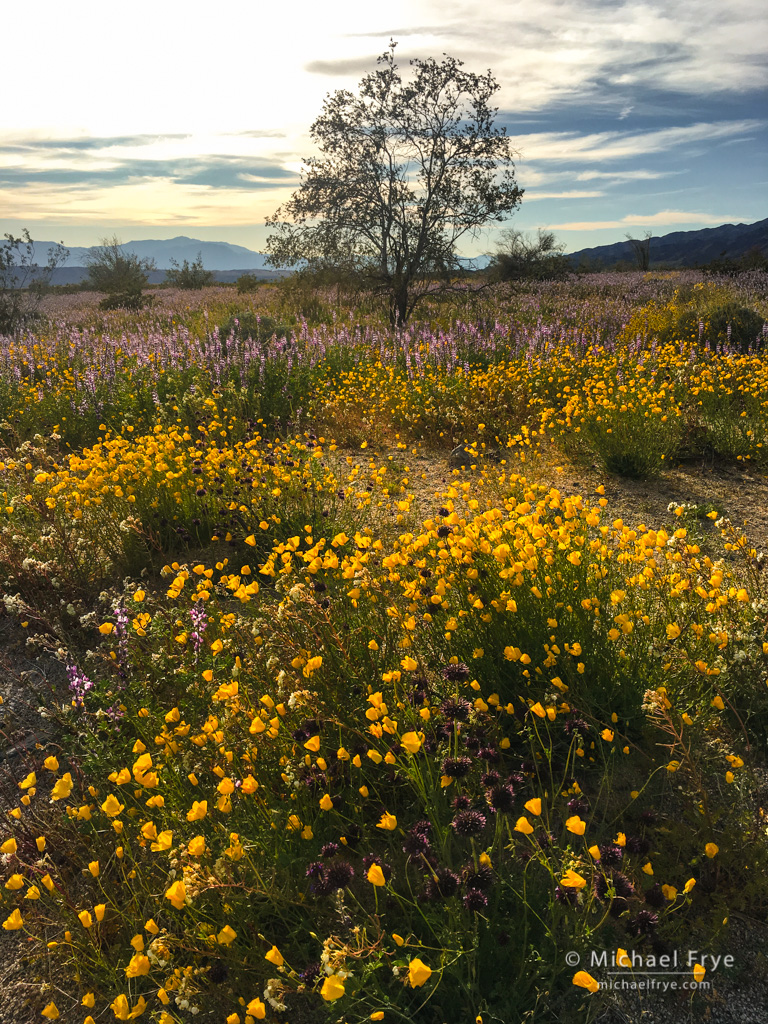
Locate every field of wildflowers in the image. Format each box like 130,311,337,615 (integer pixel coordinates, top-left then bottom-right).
0,271,767,1023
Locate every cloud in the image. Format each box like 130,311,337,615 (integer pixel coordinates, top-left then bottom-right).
2,134,190,154
0,176,290,227
574,169,676,182
330,0,768,119
523,190,605,201
513,119,764,164
344,26,444,38
305,55,382,76
549,210,749,230
232,130,287,139
0,156,298,191
416,0,768,107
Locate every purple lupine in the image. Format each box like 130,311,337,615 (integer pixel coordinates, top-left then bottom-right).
189,602,208,661
67,662,94,708
114,601,130,681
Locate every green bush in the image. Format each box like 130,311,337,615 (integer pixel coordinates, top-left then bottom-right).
0,230,68,334
708,302,765,350
85,236,155,296
99,290,153,311
164,253,214,290
217,311,291,342
236,273,263,293
675,303,766,351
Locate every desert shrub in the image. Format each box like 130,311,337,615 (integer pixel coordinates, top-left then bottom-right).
236,273,263,293
85,237,155,297
674,303,766,352
708,302,765,350
164,253,214,290
216,311,291,342
99,290,154,311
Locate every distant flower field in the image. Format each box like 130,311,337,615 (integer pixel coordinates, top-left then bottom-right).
0,272,767,1023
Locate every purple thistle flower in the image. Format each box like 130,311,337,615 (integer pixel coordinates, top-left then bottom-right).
463,889,488,912
442,756,473,779
451,810,487,837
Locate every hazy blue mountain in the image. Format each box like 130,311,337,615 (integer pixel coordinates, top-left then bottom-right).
31,235,270,271
458,255,492,271
566,218,768,269
120,237,270,270
25,218,768,281
43,267,284,285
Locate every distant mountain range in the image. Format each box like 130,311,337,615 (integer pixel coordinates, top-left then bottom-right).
25,218,768,285
565,217,768,269
30,235,279,284
34,235,270,271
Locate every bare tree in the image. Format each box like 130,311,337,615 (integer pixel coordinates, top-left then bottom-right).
625,230,652,271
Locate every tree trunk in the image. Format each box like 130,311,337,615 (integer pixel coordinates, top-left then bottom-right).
389,285,409,327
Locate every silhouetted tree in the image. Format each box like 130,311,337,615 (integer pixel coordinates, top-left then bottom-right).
265,42,523,325
625,231,652,271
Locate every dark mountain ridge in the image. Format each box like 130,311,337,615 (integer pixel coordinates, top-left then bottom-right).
566,217,768,269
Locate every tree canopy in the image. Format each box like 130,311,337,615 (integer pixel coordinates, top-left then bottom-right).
0,231,68,335
85,236,156,310
265,43,523,324
164,253,214,290
488,228,568,282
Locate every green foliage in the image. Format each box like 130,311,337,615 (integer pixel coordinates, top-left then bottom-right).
708,302,766,350
265,42,523,325
488,229,568,282
0,230,69,335
164,252,214,290
674,302,766,352
85,235,155,309
274,270,339,323
236,273,264,293
98,290,154,312
216,311,291,342
701,246,768,275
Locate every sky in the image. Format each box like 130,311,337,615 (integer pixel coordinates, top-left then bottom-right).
1,0,766,256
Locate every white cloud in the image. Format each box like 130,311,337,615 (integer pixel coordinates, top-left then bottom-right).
514,120,763,164
397,0,768,109
523,190,605,200
2,0,765,239
0,180,289,226
574,169,675,182
549,210,748,230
